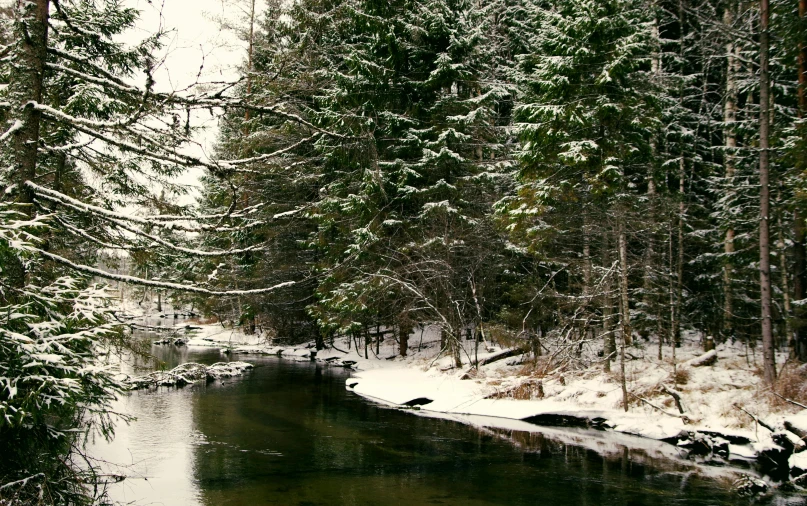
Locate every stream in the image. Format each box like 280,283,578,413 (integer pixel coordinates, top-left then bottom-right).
90,338,801,505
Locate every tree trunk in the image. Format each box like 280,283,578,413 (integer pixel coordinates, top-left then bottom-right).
723,5,739,340
620,333,629,412
618,216,632,346
669,223,677,365
673,158,685,348
778,205,793,349
583,224,592,297
759,0,777,385
796,210,807,360
793,0,807,361
243,0,256,126
603,232,615,372
400,325,411,357
10,0,50,209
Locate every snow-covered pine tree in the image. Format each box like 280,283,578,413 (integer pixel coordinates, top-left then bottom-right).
290,0,514,364
501,0,660,375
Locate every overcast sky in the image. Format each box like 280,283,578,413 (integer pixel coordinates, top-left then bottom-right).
121,0,253,200
124,0,246,91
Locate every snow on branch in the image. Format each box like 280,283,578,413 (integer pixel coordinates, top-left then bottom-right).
53,216,134,251
105,215,265,257
223,133,322,166
32,101,145,130
147,203,265,222
0,120,23,143
47,48,138,92
26,182,238,232
35,248,296,296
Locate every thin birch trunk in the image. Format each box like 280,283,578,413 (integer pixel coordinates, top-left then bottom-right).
674,158,685,347
723,6,739,340
778,209,793,347
602,232,615,372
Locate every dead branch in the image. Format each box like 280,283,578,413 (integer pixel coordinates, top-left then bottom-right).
661,384,686,414
733,403,775,432
772,392,807,410
630,393,689,421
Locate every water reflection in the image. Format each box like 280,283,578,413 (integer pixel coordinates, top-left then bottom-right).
91,342,796,506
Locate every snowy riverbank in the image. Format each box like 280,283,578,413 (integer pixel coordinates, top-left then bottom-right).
135,317,807,494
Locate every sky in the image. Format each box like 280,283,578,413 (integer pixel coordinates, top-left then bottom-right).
121,0,254,199
123,0,246,92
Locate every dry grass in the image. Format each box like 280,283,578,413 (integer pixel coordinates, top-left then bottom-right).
487,379,544,400
671,367,690,385
773,362,807,410
187,315,219,325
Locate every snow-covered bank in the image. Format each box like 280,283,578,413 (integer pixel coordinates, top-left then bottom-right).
338,349,807,494
132,318,807,493
125,361,254,390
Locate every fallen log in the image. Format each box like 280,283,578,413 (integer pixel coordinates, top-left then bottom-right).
475,347,526,367
683,349,717,367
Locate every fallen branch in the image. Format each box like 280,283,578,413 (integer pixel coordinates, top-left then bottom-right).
660,384,686,414
772,392,807,410
733,403,775,432
126,361,253,390
630,393,689,421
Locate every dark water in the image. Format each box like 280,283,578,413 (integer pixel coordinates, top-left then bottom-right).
91,343,800,506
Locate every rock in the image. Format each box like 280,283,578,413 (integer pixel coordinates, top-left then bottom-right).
733,475,768,496
712,437,730,458
661,429,691,446
794,473,807,488
772,431,796,454
522,413,591,429
402,397,433,407
697,430,752,445
784,410,807,442
790,451,807,478
756,441,792,480
778,480,799,493
677,433,712,456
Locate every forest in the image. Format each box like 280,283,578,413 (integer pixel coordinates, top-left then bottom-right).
1,0,807,503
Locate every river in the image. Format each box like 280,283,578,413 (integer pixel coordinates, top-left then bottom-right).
90,340,798,505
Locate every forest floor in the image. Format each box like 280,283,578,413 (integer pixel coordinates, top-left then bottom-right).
127,307,807,491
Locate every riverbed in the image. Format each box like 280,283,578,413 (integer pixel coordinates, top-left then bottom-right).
90,342,798,505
